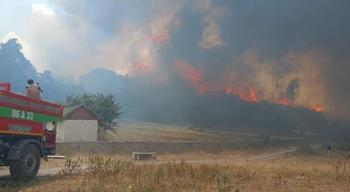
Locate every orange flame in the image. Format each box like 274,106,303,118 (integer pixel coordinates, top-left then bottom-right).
224,85,258,103
276,98,290,106
174,62,324,112
247,89,258,102
311,104,323,113
131,48,156,75
238,88,258,103
174,61,210,94
224,84,324,111
224,85,234,95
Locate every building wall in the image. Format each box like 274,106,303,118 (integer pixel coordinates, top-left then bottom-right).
57,120,98,143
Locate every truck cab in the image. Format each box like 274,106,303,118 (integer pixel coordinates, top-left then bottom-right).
0,83,63,181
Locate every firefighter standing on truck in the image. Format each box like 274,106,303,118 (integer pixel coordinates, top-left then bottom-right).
25,79,43,99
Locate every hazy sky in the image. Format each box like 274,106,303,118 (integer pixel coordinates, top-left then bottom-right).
0,0,54,71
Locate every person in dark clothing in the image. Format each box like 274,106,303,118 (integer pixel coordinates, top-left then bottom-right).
326,144,332,155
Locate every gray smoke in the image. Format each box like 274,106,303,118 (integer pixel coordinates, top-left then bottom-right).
287,78,301,102
46,0,350,120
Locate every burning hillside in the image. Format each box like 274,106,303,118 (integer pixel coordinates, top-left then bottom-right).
172,54,325,113
2,0,349,127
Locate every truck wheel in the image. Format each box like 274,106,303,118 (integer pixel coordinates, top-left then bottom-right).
9,144,41,181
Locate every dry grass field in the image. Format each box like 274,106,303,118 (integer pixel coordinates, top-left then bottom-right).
104,120,305,144
1,151,349,192
1,121,347,192
106,120,250,142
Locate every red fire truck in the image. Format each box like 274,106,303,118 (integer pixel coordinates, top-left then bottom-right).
0,83,63,180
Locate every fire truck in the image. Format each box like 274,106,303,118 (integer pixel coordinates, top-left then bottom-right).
0,83,63,181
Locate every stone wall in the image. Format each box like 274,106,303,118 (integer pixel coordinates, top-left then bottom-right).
57,120,98,142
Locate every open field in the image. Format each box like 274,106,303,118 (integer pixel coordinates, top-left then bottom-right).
105,120,307,143
106,120,252,142
56,120,310,156
1,121,347,191
1,151,349,192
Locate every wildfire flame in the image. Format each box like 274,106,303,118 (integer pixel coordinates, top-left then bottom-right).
224,85,258,103
276,98,290,106
224,85,234,95
174,61,324,112
247,88,258,102
311,104,323,113
131,48,156,75
174,61,211,94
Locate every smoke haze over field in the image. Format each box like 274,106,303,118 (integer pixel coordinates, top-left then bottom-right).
1,0,350,123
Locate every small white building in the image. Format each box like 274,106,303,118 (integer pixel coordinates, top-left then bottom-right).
57,105,99,143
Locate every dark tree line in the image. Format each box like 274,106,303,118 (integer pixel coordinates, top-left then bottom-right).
0,39,36,93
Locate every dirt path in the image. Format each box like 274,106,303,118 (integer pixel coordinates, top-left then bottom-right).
0,167,61,179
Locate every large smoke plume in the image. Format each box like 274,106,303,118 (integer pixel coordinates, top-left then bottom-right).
26,0,350,121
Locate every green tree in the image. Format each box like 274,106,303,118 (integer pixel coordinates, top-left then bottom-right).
65,94,122,129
